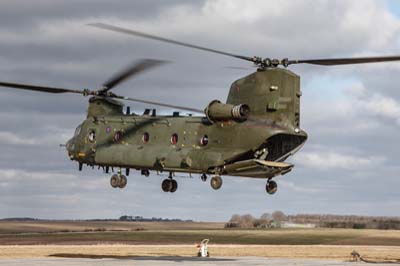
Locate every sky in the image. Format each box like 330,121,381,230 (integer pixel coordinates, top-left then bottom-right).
0,0,400,221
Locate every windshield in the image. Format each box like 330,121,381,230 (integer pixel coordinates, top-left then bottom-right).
74,124,82,136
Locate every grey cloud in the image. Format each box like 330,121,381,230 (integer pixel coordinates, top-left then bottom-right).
0,1,204,28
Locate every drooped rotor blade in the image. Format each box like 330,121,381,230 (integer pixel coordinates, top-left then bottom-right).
111,94,203,113
0,81,85,94
89,23,255,63
289,55,400,66
102,59,168,92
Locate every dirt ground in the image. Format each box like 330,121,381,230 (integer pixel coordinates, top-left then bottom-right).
0,221,224,234
1,244,400,261
1,222,400,246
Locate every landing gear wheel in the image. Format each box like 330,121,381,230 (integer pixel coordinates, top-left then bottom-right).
201,173,207,182
170,179,178,193
162,179,172,192
119,175,127,189
141,169,150,177
210,176,222,190
266,180,278,195
110,174,121,188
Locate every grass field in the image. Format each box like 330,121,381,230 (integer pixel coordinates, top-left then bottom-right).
1,220,400,246
0,220,224,234
1,221,400,260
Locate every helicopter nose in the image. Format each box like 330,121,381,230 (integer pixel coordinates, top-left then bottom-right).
66,138,76,157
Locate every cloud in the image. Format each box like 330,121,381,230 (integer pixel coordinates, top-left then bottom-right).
347,83,400,124
294,151,386,170
0,131,37,145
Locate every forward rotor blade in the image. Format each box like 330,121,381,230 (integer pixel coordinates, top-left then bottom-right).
0,81,85,94
102,59,168,92
290,55,400,66
111,95,203,113
89,23,255,63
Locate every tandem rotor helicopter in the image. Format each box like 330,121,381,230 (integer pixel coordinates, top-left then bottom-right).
1,23,400,195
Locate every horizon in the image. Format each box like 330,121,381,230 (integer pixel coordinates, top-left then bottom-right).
2,212,400,222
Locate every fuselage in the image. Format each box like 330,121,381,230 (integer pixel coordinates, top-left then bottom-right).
67,67,308,179
66,112,307,177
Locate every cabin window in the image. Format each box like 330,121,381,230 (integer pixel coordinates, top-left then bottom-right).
142,132,150,144
114,130,123,142
171,133,178,145
200,135,209,146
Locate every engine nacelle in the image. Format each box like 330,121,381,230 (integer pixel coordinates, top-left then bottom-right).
204,100,250,123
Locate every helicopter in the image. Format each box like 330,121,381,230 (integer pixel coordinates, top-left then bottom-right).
1,23,400,195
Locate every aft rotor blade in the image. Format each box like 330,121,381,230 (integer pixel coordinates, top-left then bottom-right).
89,23,255,63
290,55,400,66
111,95,203,113
102,59,168,92
0,81,85,94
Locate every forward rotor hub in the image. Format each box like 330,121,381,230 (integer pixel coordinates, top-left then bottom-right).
253,57,291,68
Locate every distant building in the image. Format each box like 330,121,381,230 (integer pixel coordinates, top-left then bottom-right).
281,222,316,228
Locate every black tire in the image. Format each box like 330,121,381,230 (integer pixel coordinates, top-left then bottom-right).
119,175,127,188
201,174,207,182
197,252,201,257
141,169,150,177
170,179,178,193
161,179,172,192
266,180,278,195
210,176,222,190
110,174,120,188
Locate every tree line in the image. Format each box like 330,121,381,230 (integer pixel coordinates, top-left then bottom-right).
289,214,400,230
225,211,287,228
225,212,400,230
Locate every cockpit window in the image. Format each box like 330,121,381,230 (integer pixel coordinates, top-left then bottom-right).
74,125,82,136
